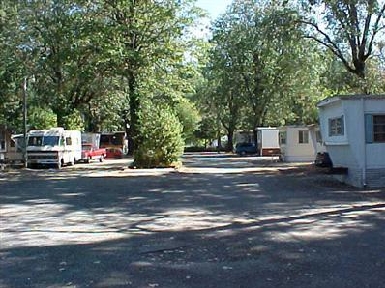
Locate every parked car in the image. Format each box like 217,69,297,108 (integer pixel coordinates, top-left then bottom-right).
235,142,258,156
105,147,124,159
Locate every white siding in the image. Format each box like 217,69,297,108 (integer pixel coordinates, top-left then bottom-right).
363,99,385,169
318,96,385,187
280,126,316,162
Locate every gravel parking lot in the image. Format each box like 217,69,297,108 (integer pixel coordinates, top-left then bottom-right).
0,153,384,288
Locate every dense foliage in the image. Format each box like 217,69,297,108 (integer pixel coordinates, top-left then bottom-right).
0,0,384,163
133,104,185,168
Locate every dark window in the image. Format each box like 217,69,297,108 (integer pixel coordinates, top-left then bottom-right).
44,136,60,146
373,115,385,142
0,131,5,150
66,137,72,145
28,136,43,146
329,117,344,136
279,131,286,144
298,130,309,144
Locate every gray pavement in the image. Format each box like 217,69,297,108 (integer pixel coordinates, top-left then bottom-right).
0,153,384,288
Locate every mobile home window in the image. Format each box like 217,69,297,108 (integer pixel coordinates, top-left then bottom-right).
373,115,385,142
298,130,309,144
279,131,286,144
328,117,344,136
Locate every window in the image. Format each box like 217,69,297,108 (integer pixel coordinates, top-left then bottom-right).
43,136,59,146
298,130,309,144
0,131,5,150
66,137,72,145
28,136,43,146
373,115,385,142
279,131,286,144
329,117,344,136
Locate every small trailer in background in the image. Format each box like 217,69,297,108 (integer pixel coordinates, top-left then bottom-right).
80,132,106,163
256,127,280,156
0,127,11,164
81,133,101,149
6,134,25,165
0,128,24,167
279,125,320,162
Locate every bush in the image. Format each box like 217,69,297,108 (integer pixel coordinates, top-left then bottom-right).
133,105,184,168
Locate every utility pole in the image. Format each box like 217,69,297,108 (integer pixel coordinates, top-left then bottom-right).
22,77,28,168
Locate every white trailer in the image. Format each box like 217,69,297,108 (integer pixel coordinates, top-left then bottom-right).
81,132,101,149
256,127,280,156
27,128,81,168
5,134,25,164
279,126,317,162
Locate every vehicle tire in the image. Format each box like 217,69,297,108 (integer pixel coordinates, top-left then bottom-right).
86,157,90,164
99,155,104,162
56,159,63,169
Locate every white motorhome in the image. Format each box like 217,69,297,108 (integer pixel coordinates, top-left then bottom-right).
27,128,81,168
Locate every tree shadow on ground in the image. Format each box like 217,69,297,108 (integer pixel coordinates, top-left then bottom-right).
0,156,384,288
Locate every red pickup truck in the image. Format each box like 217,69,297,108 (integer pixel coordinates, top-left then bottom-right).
80,143,106,163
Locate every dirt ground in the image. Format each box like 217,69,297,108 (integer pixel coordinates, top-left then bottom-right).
0,154,384,288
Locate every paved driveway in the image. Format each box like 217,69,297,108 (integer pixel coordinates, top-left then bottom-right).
0,153,384,288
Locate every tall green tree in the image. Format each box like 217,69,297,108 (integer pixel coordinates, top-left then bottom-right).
300,0,385,89
0,2,25,130
100,0,199,154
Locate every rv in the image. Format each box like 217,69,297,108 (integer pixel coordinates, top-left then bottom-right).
27,128,81,168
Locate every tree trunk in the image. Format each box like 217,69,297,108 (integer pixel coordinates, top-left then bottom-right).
127,70,139,155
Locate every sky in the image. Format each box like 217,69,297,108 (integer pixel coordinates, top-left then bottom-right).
192,0,233,39
195,0,233,20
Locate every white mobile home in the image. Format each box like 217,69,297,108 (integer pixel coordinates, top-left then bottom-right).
279,126,318,162
317,95,385,188
256,127,280,156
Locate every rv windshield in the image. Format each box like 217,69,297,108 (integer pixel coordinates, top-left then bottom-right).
43,136,60,146
28,136,60,146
